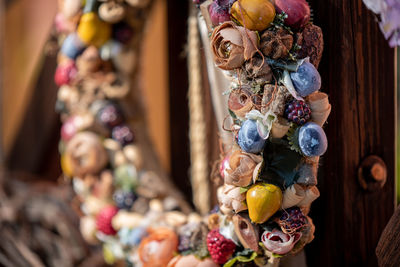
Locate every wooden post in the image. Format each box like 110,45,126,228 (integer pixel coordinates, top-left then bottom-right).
305,0,396,266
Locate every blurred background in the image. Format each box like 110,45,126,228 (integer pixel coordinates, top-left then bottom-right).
0,0,399,266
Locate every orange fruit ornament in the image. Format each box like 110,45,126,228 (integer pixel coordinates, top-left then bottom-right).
138,227,179,267
231,0,276,31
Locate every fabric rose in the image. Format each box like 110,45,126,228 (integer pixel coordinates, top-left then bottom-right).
225,150,262,187
211,21,259,70
217,184,247,214
261,228,301,255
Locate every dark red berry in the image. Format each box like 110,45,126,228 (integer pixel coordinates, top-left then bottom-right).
284,100,312,125
112,124,135,146
97,103,124,128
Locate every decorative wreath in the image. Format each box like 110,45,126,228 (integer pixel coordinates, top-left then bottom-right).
54,0,329,266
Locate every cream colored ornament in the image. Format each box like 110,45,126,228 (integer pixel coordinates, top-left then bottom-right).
112,211,144,230
217,184,247,214
80,216,99,244
281,184,306,209
125,0,151,8
99,2,126,24
165,211,188,228
112,49,136,74
307,92,331,127
62,0,82,18
82,195,112,215
298,186,320,207
123,144,144,170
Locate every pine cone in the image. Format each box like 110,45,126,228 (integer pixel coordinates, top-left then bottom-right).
260,28,293,59
296,24,324,68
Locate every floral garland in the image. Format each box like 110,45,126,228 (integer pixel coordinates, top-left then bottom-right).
189,0,328,265
54,0,329,266
54,0,195,266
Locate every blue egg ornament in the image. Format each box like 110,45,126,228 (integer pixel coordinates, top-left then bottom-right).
238,119,266,153
290,61,321,97
61,33,86,59
298,122,327,157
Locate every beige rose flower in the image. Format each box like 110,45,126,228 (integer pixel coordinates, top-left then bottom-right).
211,21,259,70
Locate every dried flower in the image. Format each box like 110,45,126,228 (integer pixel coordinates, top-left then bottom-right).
260,28,293,59
243,57,273,83
211,21,258,70
296,24,324,68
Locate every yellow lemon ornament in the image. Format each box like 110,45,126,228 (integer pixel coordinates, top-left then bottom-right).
246,183,282,224
231,0,276,31
61,153,74,177
77,12,111,47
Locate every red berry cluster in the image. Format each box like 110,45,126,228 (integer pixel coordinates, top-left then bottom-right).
206,229,236,264
96,205,119,235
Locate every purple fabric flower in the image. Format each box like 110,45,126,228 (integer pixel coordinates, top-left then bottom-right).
363,0,400,47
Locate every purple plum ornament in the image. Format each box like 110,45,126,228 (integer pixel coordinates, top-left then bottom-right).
298,122,327,157
290,60,321,97
112,124,135,146
238,119,266,153
209,0,231,26
97,103,124,128
61,33,86,59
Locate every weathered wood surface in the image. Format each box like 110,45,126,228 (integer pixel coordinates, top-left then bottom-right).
376,205,400,267
305,1,395,266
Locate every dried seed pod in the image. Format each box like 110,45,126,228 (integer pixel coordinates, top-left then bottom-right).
243,57,272,83
296,24,324,68
260,28,293,59
281,184,306,209
232,214,259,252
297,186,320,207
261,84,290,116
307,92,331,127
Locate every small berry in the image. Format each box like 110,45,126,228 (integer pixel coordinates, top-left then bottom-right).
285,100,311,125
96,206,119,235
112,124,134,146
113,190,137,210
279,207,307,234
97,103,124,128
207,229,236,264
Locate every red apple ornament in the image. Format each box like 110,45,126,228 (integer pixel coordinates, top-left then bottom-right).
274,0,310,29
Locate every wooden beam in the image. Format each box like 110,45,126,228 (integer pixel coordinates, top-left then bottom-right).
166,0,192,203
305,1,395,266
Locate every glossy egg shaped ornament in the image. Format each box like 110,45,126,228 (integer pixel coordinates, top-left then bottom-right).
290,60,321,97
231,0,276,31
238,119,266,154
61,33,86,59
298,122,327,157
77,12,111,47
246,183,282,224
274,0,311,29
